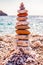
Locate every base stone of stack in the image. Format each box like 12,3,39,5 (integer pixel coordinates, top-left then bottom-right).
16,40,30,47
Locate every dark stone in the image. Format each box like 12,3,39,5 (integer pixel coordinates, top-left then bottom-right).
6,61,14,65
6,52,29,65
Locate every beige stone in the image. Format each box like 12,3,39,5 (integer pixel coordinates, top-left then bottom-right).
31,41,42,48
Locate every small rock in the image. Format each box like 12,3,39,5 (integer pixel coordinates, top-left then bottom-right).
32,41,42,48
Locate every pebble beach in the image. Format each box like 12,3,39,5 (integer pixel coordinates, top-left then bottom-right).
0,34,43,65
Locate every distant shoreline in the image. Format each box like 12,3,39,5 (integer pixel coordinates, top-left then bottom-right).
0,10,8,16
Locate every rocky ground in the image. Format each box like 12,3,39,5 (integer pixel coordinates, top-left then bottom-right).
0,34,43,65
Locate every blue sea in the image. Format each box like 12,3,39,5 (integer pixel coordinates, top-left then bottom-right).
0,16,43,35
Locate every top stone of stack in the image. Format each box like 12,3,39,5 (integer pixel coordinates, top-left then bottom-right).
18,2,26,11
20,2,25,10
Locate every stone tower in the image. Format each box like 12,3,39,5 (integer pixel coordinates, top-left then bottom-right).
15,2,30,47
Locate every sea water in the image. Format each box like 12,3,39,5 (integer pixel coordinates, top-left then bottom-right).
0,16,43,35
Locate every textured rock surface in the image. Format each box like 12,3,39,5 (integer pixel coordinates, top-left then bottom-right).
5,48,38,65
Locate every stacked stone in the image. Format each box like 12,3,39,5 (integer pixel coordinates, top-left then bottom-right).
15,2,30,47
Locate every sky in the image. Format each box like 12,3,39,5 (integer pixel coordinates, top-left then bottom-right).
0,0,43,15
